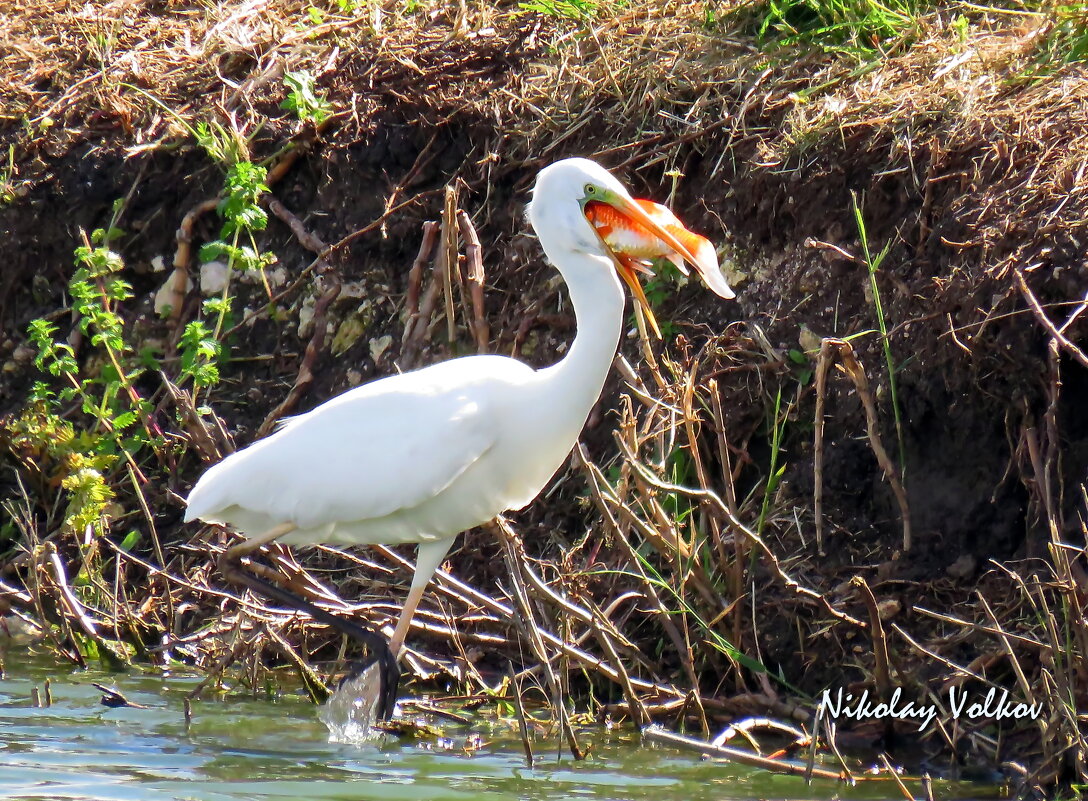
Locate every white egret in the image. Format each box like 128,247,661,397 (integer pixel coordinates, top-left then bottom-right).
184,157,735,718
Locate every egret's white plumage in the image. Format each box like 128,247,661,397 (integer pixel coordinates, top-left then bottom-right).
185,157,733,661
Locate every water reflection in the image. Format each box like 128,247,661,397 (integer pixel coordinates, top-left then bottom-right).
0,647,995,801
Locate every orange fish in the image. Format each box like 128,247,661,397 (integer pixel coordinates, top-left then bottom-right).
584,199,728,337
585,199,717,271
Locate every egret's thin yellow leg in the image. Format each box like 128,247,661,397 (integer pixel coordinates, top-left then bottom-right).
217,521,299,592
223,521,298,561
387,584,425,658
388,539,453,658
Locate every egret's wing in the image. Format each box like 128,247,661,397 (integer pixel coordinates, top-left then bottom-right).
185,374,496,530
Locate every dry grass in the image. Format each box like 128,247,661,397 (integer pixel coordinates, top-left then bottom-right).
1,0,1085,274
0,0,531,173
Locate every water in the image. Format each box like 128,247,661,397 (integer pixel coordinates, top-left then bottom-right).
0,646,997,801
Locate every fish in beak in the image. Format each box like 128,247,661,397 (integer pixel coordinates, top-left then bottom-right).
584,196,734,337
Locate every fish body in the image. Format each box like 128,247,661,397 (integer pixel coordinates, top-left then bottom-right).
584,199,717,273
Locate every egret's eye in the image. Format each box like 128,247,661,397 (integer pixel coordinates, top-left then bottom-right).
584,184,596,195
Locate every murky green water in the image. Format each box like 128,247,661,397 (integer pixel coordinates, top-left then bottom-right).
1,646,997,801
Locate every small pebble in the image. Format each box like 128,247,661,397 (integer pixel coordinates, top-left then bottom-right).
199,261,230,296
946,553,977,579
12,344,35,364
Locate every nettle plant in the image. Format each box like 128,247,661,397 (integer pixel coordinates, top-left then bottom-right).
186,126,283,391
21,221,161,534
17,235,233,538
15,72,314,535
17,215,236,536
199,160,275,281
188,162,272,379
281,71,333,125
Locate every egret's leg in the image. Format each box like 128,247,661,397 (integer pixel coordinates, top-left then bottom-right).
223,521,297,561
215,521,400,720
221,522,329,599
388,539,453,657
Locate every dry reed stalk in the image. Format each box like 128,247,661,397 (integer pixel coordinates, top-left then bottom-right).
977,594,1038,711
168,198,219,324
713,716,806,750
380,133,438,238
891,621,995,686
26,544,84,667
160,374,222,464
440,185,459,344
267,196,327,254
492,517,585,760
1030,571,1088,781
642,725,844,781
682,367,728,581
187,626,251,700
574,444,698,684
588,603,650,732
402,221,454,368
40,542,129,666
622,443,866,628
708,379,746,661
852,577,893,698
403,221,441,339
509,661,535,768
813,338,832,554
814,338,912,552
457,210,490,352
371,541,678,697
879,753,917,801
126,465,175,625
1015,269,1088,370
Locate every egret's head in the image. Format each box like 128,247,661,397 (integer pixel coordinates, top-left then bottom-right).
528,158,629,255
528,158,734,335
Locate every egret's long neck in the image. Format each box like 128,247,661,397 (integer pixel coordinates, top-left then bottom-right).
537,251,626,427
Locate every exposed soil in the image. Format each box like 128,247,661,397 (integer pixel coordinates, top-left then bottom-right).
2,0,1087,794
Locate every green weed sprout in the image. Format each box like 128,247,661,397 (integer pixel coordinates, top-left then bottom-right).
518,0,599,21
281,71,334,125
752,0,923,54
852,193,905,478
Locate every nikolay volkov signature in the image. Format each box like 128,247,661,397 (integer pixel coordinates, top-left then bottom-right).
819,686,1042,732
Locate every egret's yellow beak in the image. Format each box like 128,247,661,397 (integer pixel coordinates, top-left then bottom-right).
613,252,662,337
